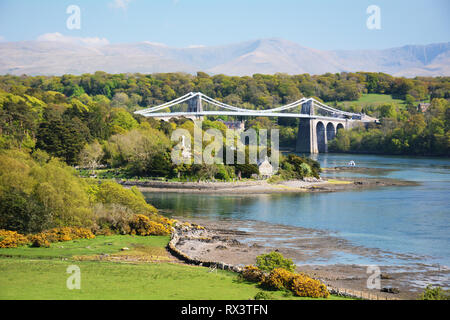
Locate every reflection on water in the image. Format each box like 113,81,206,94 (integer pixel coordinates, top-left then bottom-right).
144,153,450,266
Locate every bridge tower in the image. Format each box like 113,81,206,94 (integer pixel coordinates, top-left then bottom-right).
187,94,203,113
296,100,319,154
186,93,204,121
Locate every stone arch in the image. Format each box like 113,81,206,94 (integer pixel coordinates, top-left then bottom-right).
336,123,344,133
316,121,326,153
326,122,336,142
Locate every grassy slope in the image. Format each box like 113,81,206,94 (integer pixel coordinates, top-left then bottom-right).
0,235,347,300
334,93,405,108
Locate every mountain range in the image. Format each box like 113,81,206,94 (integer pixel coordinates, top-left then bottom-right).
0,38,449,77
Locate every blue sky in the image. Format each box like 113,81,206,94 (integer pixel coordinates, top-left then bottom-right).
0,0,448,50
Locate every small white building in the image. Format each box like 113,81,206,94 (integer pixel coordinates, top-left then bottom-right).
258,156,274,178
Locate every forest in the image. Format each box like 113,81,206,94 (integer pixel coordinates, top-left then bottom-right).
0,71,448,162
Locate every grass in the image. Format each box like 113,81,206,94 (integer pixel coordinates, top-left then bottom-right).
0,235,170,259
0,235,351,300
333,93,406,109
347,93,405,105
326,179,352,185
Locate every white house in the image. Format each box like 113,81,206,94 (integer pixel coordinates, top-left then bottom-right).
258,156,274,178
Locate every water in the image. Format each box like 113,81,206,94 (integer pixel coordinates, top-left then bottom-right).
144,154,450,267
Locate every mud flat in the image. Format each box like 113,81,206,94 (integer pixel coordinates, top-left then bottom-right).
170,217,449,300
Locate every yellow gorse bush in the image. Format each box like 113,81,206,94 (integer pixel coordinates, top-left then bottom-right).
261,268,294,290
0,229,29,248
129,214,171,236
240,265,330,299
290,273,329,298
241,265,266,283
29,227,95,247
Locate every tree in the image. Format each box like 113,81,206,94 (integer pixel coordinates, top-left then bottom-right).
36,115,88,165
79,140,104,169
256,251,296,273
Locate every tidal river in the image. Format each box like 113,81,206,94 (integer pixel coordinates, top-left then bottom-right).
144,154,450,268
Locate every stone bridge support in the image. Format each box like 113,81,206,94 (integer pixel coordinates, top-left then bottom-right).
296,108,352,153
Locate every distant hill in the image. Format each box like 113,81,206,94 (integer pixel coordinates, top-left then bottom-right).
0,38,448,77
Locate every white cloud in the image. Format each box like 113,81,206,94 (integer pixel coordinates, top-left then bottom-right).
187,45,205,49
0,36,5,42
142,41,168,47
109,0,133,10
37,33,109,47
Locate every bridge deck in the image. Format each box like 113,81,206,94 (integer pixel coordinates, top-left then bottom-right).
138,111,358,122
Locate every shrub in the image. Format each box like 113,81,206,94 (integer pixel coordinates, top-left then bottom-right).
256,251,295,273
241,265,266,283
93,181,158,215
420,285,450,300
92,203,134,235
261,268,294,290
29,234,50,248
0,150,94,233
289,274,329,298
129,214,171,236
0,229,29,248
29,227,95,247
254,291,276,300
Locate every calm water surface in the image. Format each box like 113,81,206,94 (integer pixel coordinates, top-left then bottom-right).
144,154,450,267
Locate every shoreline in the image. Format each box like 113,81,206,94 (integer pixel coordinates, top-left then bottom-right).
119,176,418,195
169,217,449,300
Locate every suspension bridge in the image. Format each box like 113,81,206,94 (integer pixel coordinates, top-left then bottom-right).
134,92,376,153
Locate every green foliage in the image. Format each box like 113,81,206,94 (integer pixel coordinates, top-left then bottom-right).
92,181,157,215
103,124,172,176
280,154,320,179
254,291,276,300
109,107,138,134
420,285,450,300
256,251,296,273
329,98,450,156
0,72,448,173
0,149,93,233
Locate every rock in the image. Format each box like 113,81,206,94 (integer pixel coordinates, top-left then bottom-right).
215,245,228,250
381,286,400,294
121,247,130,251
380,273,392,279
190,247,196,251
227,239,241,246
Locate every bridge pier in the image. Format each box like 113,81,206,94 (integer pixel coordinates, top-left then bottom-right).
296,117,350,154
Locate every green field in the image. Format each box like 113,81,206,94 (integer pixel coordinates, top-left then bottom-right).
0,235,348,300
334,93,405,108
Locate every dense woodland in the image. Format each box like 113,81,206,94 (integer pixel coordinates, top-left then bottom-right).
0,71,448,161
